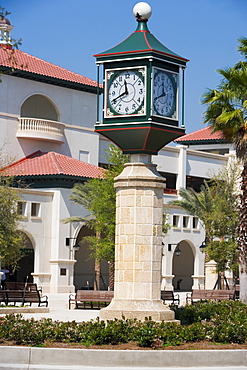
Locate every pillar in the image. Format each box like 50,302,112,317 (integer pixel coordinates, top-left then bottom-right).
100,154,177,322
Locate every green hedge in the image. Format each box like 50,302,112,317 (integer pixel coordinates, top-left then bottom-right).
0,301,247,347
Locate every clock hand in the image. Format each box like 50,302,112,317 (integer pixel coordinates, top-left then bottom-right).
154,91,166,101
112,88,128,103
124,80,128,94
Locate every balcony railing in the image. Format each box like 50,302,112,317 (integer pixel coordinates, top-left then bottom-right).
164,188,177,195
17,117,65,143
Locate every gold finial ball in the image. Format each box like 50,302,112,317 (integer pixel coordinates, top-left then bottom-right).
133,2,152,20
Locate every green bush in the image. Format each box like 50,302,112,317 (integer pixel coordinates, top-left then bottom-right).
1,301,247,347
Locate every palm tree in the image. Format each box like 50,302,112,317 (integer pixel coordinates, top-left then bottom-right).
172,184,214,246
202,37,247,302
63,145,129,291
171,163,239,289
63,182,102,290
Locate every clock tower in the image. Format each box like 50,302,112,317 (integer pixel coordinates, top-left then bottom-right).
94,2,189,155
95,2,189,322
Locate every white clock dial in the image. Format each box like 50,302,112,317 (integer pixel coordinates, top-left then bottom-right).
153,69,177,118
107,69,145,116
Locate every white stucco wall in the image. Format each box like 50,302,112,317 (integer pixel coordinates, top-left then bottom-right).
0,74,99,165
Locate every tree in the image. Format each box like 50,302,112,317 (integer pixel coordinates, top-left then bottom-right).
65,145,171,290
64,145,129,290
171,163,239,284
0,7,24,82
202,38,247,301
171,182,215,245
204,164,239,278
0,178,24,269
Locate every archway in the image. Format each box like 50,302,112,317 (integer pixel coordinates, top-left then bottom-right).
73,225,109,291
21,94,59,121
11,232,34,283
172,240,194,291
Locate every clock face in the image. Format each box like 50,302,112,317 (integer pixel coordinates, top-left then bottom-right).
106,68,145,116
152,69,177,118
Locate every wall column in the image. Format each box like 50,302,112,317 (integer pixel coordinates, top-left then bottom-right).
176,145,187,191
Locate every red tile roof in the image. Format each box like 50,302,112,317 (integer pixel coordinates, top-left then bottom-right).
0,47,99,88
1,151,104,179
175,126,225,143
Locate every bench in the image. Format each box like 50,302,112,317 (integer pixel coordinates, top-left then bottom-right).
22,290,48,307
161,290,180,305
0,290,7,305
5,282,42,292
4,290,48,307
233,285,239,300
186,289,235,304
69,290,114,310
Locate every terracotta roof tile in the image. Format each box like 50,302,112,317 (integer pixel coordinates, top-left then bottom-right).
0,48,99,88
175,126,225,143
1,151,104,179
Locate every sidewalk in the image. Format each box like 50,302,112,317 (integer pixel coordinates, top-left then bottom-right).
15,292,100,322
1,292,247,369
12,291,189,322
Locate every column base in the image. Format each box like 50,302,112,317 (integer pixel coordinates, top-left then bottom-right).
99,298,179,323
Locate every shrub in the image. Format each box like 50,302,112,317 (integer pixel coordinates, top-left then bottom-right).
0,301,247,348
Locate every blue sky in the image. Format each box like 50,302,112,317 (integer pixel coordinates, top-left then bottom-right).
2,0,247,133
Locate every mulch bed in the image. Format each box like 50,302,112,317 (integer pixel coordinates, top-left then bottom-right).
1,341,247,350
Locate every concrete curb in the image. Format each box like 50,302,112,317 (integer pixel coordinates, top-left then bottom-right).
0,307,49,314
0,346,247,369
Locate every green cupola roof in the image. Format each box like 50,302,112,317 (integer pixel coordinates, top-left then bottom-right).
94,18,189,67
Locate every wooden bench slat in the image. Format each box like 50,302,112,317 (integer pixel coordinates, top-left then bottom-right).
5,282,42,292
186,289,235,304
4,290,48,307
161,290,180,305
0,291,7,305
69,290,114,309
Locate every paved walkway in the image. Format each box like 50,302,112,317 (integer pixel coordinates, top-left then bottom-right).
13,291,189,322
1,292,247,369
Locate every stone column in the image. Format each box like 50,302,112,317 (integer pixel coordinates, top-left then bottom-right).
100,154,177,322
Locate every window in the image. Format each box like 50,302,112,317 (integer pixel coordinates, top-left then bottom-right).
60,268,66,276
172,215,179,227
159,171,177,190
183,216,189,228
186,176,207,193
31,203,40,217
192,217,199,229
79,150,89,163
17,202,27,216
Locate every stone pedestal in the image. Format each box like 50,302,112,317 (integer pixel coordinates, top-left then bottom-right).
100,154,177,322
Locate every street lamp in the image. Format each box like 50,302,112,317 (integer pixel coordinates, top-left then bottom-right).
66,237,80,252
199,241,206,253
167,243,182,256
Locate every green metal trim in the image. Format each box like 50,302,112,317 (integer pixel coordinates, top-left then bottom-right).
95,122,185,155
11,174,90,189
94,20,188,67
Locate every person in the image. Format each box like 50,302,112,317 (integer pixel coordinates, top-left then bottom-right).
0,267,9,289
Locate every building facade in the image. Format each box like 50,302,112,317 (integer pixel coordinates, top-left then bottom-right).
0,18,232,294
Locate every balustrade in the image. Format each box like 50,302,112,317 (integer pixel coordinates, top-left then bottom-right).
17,117,65,143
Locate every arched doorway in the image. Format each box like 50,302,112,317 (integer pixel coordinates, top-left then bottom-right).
12,232,34,283
73,225,109,291
21,94,59,121
172,241,194,291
